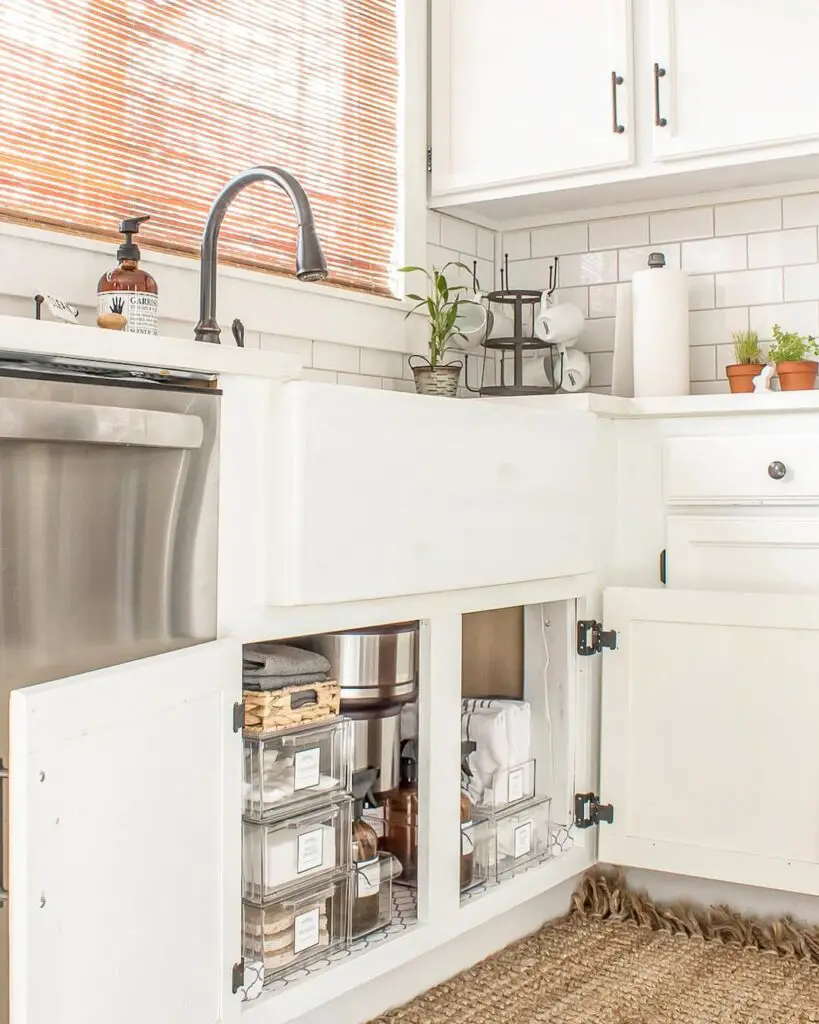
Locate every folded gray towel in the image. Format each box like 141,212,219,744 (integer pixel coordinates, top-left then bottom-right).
243,643,331,678
242,670,330,692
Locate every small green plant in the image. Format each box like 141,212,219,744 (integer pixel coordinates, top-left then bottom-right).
399,262,475,367
731,328,761,365
768,324,819,364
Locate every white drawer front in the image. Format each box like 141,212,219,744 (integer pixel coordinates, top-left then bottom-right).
664,435,819,505
666,515,819,592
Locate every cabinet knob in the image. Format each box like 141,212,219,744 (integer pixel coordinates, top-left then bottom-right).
768,461,787,480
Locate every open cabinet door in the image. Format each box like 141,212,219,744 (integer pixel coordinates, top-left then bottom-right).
598,588,819,895
8,639,242,1024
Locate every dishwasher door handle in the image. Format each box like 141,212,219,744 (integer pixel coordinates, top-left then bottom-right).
0,397,203,449
0,762,8,906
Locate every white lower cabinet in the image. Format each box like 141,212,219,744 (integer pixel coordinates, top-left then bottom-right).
8,639,242,1024
598,586,819,896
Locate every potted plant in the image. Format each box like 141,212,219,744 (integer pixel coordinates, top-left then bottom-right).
725,328,763,393
400,262,472,396
768,324,819,391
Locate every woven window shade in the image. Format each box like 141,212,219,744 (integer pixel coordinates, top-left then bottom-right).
0,0,400,296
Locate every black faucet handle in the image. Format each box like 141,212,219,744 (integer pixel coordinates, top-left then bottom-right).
231,318,245,348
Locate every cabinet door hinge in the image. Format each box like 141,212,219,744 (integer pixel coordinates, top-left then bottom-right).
576,620,618,656
232,958,245,994
426,147,432,172
232,701,245,733
574,792,614,829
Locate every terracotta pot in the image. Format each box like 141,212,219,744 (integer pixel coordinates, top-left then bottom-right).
726,363,764,394
775,360,818,391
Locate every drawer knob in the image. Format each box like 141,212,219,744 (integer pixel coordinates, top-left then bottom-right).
768,461,787,480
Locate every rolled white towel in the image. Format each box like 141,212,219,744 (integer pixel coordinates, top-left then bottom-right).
533,300,584,346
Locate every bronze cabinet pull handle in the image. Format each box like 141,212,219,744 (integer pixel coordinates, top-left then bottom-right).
653,63,668,127
611,71,625,134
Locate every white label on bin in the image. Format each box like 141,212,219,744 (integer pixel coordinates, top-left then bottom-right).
507,767,525,804
294,747,321,791
357,856,381,898
513,821,533,859
297,828,325,874
293,907,321,954
461,821,474,855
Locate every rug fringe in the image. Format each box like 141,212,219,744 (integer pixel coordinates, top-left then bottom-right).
571,868,819,965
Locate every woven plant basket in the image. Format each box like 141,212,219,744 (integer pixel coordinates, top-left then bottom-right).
408,355,462,397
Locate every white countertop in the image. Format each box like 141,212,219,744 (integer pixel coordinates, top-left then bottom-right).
0,315,302,380
493,389,819,418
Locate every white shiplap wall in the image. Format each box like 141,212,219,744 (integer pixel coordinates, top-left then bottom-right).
500,191,819,394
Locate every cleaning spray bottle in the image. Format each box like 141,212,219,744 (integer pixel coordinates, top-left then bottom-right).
97,215,158,335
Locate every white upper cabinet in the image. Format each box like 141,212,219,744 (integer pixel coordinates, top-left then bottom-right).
9,640,242,1024
429,0,633,197
650,0,819,162
598,587,819,896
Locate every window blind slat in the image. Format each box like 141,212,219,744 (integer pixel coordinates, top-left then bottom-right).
0,0,400,296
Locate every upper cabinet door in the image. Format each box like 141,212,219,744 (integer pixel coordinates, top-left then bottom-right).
430,0,633,197
598,588,819,896
9,640,242,1024
651,0,819,161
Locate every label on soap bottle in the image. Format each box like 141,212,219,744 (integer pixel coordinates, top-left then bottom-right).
97,291,158,335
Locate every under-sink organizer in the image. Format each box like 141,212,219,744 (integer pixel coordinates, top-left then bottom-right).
473,795,552,883
243,717,352,819
242,680,341,734
352,851,396,940
242,869,351,985
470,759,536,813
242,795,353,902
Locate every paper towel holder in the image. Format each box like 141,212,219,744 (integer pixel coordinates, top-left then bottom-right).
647,252,666,269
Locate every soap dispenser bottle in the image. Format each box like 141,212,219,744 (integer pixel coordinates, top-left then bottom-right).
382,739,419,885
97,215,158,335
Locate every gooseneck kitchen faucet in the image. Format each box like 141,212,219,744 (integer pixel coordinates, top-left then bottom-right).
194,166,328,344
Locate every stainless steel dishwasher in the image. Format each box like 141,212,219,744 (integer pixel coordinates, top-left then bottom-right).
0,366,220,1019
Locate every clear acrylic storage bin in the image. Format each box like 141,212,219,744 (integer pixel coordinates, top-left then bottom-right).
470,759,536,813
351,851,396,939
474,795,551,882
243,795,353,903
243,717,352,819
363,808,418,888
459,819,488,893
242,870,350,984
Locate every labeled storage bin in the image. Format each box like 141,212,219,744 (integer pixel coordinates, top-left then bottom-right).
472,759,536,812
460,818,488,893
244,718,352,819
243,796,353,903
242,870,350,984
474,796,551,882
351,851,397,939
243,680,341,734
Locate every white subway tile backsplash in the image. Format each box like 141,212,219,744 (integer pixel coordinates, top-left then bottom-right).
618,244,680,281
589,351,613,388
748,228,817,269
588,284,617,319
749,302,819,340
336,372,383,389
301,368,338,384
313,340,361,373
650,207,713,243
588,215,649,251
715,268,782,307
501,230,531,261
688,275,715,311
553,287,590,318
440,217,477,256
716,343,736,380
531,222,588,258
689,307,749,347
682,235,746,274
360,348,406,379
426,212,441,245
504,257,553,290
577,317,615,353
691,380,730,395
714,199,781,236
560,249,617,286
784,263,819,302
382,377,416,393
477,228,495,262
259,333,312,363
783,192,819,228
690,345,717,382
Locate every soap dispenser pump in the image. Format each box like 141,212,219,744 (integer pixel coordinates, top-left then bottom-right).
97,215,158,335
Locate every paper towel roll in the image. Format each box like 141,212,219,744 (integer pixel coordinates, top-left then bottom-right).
611,282,634,398
632,262,690,397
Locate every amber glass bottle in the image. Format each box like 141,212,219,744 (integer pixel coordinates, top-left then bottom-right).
97,215,158,335
382,740,419,884
351,768,381,937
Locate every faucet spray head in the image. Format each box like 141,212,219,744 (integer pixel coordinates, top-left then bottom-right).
296,223,328,282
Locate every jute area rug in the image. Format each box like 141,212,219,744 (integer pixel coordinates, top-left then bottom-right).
370,870,819,1023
